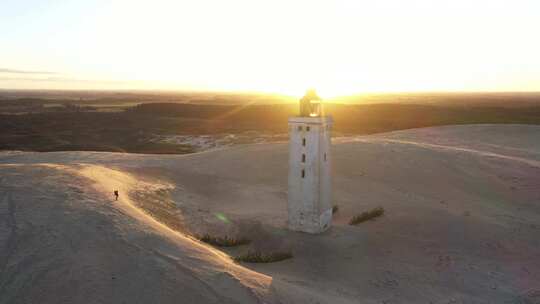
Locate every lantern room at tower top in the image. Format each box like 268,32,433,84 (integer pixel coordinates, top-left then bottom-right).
299,89,324,117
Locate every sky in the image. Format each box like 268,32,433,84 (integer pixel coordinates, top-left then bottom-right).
1,0,539,97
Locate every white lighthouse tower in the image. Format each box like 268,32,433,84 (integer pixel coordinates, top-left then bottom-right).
287,90,333,233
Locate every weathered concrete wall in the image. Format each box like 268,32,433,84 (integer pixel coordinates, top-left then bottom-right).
287,116,332,233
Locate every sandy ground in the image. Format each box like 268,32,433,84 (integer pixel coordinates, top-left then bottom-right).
1,124,539,304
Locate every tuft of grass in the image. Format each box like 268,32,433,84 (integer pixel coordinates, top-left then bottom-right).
332,205,339,214
234,250,293,263
349,207,384,225
198,234,251,247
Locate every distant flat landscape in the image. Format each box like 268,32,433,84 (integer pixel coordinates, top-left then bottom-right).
1,91,540,154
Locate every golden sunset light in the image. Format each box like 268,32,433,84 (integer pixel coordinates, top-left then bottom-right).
2,1,540,303
2,0,539,97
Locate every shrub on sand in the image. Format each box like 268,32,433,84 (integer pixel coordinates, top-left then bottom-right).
234,250,293,263
349,207,384,225
198,234,251,247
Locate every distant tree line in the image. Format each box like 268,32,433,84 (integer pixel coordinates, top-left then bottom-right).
130,102,540,134
1,102,540,154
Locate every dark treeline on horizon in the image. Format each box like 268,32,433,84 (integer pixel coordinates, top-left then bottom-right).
1,101,540,154
131,102,540,132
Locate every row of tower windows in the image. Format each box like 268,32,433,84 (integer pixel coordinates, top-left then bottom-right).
298,129,327,178
302,135,306,178
301,153,326,164
294,125,331,132
300,152,327,178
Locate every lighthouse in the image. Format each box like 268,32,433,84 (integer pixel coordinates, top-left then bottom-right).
287,90,333,233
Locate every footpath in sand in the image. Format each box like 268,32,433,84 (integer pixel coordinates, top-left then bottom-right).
1,124,540,303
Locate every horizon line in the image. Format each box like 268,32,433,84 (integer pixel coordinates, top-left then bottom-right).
1,87,540,98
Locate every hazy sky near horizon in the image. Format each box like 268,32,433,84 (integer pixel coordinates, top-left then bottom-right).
1,0,539,97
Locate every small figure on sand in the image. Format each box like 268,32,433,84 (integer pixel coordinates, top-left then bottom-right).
114,190,119,201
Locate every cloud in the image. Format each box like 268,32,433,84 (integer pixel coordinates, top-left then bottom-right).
0,76,130,85
0,68,57,75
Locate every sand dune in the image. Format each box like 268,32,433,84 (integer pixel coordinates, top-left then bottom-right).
1,124,539,303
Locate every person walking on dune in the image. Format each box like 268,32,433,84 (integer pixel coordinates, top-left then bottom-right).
114,190,119,201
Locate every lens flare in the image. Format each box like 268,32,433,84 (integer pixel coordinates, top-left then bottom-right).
215,212,230,224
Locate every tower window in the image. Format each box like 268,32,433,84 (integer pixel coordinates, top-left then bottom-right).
302,138,306,146
298,126,302,131
302,154,306,162
301,169,305,178
324,153,327,161
306,126,310,131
